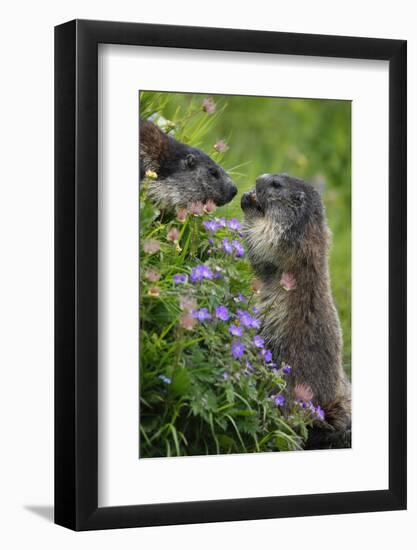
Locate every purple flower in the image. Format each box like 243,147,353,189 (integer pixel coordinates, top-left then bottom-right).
215,305,229,321
158,374,172,384
237,293,247,303
222,372,230,380
227,218,242,231
190,264,214,282
236,309,261,329
231,341,245,359
221,237,233,254
261,349,273,363
189,268,202,282
251,318,261,329
232,240,245,257
229,324,243,337
252,306,259,314
203,220,220,232
253,335,265,348
248,314,258,328
236,309,252,327
282,364,292,375
216,217,227,228
192,308,212,322
201,265,214,278
315,405,325,420
173,274,188,284
274,394,285,407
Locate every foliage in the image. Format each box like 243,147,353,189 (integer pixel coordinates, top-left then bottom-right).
139,91,351,457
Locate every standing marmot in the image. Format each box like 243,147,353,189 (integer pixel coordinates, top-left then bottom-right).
140,119,237,210
241,173,351,449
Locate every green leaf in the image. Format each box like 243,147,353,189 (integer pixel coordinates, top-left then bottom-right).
171,368,191,397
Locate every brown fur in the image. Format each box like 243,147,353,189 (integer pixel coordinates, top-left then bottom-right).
241,173,351,449
140,120,169,173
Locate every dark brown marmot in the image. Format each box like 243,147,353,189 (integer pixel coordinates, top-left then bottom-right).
140,119,237,210
241,173,351,449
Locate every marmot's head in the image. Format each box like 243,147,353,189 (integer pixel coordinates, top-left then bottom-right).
241,173,328,277
140,120,237,210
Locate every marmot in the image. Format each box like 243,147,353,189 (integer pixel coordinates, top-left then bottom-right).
241,173,351,449
140,119,237,209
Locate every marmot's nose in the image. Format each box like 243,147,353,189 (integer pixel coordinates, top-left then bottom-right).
227,183,238,201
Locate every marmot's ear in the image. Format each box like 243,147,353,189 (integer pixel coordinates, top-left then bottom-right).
185,153,196,168
139,119,169,164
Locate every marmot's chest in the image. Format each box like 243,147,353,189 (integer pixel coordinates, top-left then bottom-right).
257,284,295,341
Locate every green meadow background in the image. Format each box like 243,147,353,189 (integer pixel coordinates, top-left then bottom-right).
142,92,351,375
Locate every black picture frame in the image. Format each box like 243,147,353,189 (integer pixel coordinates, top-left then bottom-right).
55,19,407,531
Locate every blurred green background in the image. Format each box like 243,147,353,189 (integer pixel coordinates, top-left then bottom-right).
142,92,351,375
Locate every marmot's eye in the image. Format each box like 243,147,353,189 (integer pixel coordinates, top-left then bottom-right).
271,179,283,189
185,154,196,168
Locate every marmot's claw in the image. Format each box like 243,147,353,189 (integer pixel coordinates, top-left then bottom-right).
241,189,259,210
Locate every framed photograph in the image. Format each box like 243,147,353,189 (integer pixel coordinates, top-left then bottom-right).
55,19,406,531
